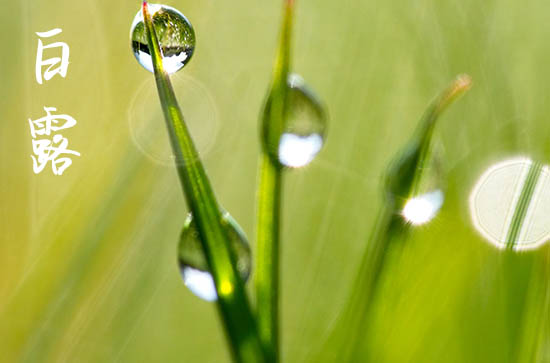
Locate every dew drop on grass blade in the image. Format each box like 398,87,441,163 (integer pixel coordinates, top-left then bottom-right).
130,3,195,74
178,212,252,302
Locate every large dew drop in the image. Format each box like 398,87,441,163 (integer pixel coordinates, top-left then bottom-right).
470,157,550,251
178,212,251,301
278,74,326,168
130,4,195,74
264,74,327,168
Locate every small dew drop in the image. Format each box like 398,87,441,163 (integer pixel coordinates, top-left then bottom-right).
402,190,444,225
130,4,195,74
177,212,251,301
264,74,327,168
395,141,447,225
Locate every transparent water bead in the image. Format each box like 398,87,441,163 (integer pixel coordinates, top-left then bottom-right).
402,190,444,225
130,4,195,74
178,212,251,301
469,157,550,251
264,74,327,168
400,143,446,225
278,74,327,168
278,133,323,168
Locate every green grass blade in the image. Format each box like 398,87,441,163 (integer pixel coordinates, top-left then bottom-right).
385,75,472,201
505,161,543,249
255,154,282,362
141,3,265,362
311,75,472,362
261,0,293,159
506,250,550,363
255,1,294,361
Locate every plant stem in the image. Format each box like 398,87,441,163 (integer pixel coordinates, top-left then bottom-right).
255,0,294,362
255,1,294,361
141,3,266,362
255,154,282,362
341,201,408,361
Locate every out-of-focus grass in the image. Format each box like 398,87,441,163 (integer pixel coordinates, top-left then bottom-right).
313,75,472,362
1,0,550,362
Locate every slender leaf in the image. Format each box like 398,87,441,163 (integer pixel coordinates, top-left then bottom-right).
311,75,472,362
255,1,294,361
141,3,266,362
505,161,543,249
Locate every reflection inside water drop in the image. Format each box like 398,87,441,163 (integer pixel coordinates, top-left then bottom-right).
181,266,217,302
130,4,195,74
278,133,323,168
178,212,251,301
402,190,444,225
469,157,550,250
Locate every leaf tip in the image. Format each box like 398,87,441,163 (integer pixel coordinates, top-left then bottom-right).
433,73,473,116
453,73,473,95
142,1,149,16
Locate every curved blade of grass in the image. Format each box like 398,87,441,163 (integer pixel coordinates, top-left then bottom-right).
385,75,472,201
310,75,472,362
255,1,294,361
141,3,265,362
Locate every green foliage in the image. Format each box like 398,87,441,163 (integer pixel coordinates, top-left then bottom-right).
141,3,265,362
312,75,472,362
255,1,295,362
1,1,549,362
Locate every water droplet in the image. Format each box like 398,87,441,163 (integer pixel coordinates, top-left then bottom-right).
400,142,446,225
402,190,444,225
278,133,323,168
264,74,327,168
130,4,195,74
177,211,251,301
470,157,550,251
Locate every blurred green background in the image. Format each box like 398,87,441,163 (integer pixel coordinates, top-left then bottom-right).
1,0,549,362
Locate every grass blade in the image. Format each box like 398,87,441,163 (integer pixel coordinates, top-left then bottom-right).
255,1,294,361
311,75,472,362
385,75,472,201
141,2,265,362
505,161,543,249
255,154,282,362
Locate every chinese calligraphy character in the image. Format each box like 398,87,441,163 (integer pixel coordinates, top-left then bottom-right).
28,107,76,138
31,135,80,175
29,107,79,175
31,28,78,175
35,29,69,84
